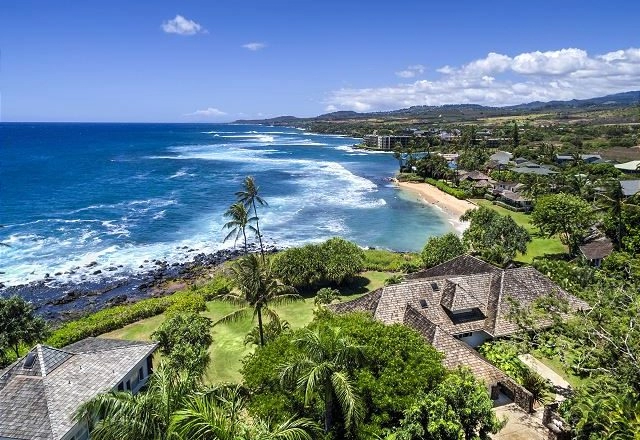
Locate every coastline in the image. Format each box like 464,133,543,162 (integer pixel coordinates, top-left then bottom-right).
395,180,477,232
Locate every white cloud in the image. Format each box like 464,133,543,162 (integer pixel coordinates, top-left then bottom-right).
184,108,227,118
395,64,425,78
325,47,640,111
162,15,205,35
242,42,267,51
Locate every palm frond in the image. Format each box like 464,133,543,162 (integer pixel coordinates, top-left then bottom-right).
331,371,363,430
213,307,250,326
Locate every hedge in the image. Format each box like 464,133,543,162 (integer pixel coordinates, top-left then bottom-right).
424,178,467,199
46,276,230,348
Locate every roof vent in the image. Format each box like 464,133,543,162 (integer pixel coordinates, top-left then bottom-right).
419,299,428,309
23,352,36,369
431,282,439,291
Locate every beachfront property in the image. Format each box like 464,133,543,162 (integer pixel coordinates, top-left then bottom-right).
615,160,640,174
0,337,157,440
329,255,590,412
363,135,412,150
511,162,558,176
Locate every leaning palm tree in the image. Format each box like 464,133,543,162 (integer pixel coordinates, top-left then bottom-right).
222,202,257,254
280,326,363,434
75,364,199,440
236,176,268,261
214,254,301,347
170,384,318,440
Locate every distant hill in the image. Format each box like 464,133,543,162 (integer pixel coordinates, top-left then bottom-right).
234,91,640,125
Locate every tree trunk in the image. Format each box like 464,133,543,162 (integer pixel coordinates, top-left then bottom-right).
13,344,20,358
253,202,265,263
257,307,265,347
242,228,247,255
324,383,334,433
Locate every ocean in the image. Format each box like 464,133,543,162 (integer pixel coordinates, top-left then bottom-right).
0,123,455,289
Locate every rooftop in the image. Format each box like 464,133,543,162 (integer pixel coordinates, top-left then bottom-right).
620,179,640,197
579,237,614,261
615,160,640,171
0,337,157,440
330,255,590,386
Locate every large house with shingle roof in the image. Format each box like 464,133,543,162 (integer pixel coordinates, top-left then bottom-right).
0,337,157,440
329,255,590,412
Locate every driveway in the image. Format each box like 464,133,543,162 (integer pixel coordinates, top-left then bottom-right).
519,354,571,401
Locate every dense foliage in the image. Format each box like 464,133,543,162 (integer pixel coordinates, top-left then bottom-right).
151,312,213,374
242,312,458,438
420,233,466,268
0,296,50,363
272,238,365,290
531,194,595,256
460,207,530,265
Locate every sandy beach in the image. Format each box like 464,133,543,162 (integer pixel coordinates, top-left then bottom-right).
396,180,477,221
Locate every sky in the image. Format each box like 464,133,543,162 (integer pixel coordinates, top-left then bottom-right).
1,0,639,122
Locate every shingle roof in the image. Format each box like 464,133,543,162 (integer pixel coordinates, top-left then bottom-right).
579,238,615,261
0,338,157,440
620,180,640,197
407,254,500,280
330,255,590,387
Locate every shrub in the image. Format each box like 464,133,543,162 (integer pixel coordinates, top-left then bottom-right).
47,276,229,348
314,287,340,305
425,178,467,199
384,274,404,286
165,292,207,315
272,238,364,290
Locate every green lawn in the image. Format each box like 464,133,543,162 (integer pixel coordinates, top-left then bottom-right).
471,199,566,263
532,351,589,389
104,270,392,383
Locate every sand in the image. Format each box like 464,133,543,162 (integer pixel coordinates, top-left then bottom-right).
396,180,478,220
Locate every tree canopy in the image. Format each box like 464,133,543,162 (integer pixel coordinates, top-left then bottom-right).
0,295,49,362
421,233,466,268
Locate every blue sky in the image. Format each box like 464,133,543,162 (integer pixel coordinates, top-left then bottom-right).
1,0,639,122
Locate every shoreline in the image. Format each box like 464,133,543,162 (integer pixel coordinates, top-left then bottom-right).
395,180,477,231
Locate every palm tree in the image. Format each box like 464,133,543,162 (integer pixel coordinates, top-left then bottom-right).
279,326,363,434
75,364,199,440
170,384,318,440
214,254,301,347
597,179,638,247
222,202,257,254
236,176,268,261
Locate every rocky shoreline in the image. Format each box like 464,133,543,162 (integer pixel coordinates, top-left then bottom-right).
0,243,277,323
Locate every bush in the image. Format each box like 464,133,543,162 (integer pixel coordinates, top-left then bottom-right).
421,233,466,268
314,287,340,305
272,238,364,290
47,276,229,348
384,274,404,285
425,178,467,199
165,292,207,316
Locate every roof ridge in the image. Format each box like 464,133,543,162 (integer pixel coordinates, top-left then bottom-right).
72,341,157,354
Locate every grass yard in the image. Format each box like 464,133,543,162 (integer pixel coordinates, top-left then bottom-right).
471,199,566,263
104,270,392,383
532,351,589,389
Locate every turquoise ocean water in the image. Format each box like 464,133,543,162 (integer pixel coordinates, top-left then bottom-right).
0,123,455,287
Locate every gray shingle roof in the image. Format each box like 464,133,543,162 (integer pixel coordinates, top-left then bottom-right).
0,338,157,440
620,180,640,197
330,255,591,387
579,238,615,261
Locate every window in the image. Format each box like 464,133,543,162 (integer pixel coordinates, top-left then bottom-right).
430,282,439,291
117,382,124,391
419,299,428,309
455,332,473,339
138,367,144,381
126,380,131,391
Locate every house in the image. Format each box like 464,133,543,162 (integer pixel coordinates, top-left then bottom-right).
511,162,558,176
614,160,640,174
579,237,614,267
329,255,590,412
460,170,491,182
0,337,157,440
621,179,640,197
489,151,513,166
498,190,533,212
555,154,602,165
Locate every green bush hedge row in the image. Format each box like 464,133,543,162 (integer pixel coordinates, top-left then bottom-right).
424,178,467,199
47,276,230,348
363,249,421,272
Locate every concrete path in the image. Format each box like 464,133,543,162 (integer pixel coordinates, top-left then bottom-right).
519,354,571,402
493,403,547,440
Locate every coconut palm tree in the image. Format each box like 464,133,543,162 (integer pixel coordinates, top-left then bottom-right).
279,325,363,434
236,176,268,261
170,384,318,440
222,202,257,254
75,364,199,440
214,254,301,347
597,179,639,247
